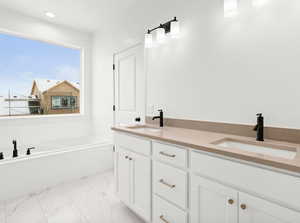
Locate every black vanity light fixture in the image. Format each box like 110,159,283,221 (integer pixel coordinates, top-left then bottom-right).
145,17,180,48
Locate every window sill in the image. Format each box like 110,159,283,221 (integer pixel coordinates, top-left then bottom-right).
0,113,85,120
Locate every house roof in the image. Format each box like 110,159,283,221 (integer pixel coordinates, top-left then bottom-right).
32,79,80,94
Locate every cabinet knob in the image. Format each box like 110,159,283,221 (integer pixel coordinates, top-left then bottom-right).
129,157,132,161
240,204,247,210
228,199,234,205
125,156,128,159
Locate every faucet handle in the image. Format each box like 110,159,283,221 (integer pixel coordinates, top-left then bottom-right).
256,113,263,117
158,109,163,112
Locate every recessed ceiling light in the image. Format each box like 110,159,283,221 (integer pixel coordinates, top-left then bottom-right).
45,11,56,18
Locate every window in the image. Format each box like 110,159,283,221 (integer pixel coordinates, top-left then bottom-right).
51,96,77,109
0,32,81,117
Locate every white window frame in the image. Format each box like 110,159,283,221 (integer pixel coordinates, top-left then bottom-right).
0,28,85,120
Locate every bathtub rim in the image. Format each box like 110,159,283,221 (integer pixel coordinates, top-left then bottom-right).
0,140,113,166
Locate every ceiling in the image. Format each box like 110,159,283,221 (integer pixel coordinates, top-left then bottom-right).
0,0,157,33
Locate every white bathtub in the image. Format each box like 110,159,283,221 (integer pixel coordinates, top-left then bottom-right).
0,137,113,201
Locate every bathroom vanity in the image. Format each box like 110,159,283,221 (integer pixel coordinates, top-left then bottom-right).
112,125,300,223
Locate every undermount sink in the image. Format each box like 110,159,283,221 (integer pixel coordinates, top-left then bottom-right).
213,138,297,160
126,125,162,133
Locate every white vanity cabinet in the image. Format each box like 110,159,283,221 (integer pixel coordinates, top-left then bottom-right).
130,151,151,220
190,175,238,223
114,131,300,223
190,151,300,223
115,134,151,222
239,192,300,223
117,148,131,204
190,175,300,223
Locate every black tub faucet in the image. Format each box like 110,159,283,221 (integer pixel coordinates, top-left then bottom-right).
12,140,18,158
26,147,36,155
152,109,164,127
253,113,264,141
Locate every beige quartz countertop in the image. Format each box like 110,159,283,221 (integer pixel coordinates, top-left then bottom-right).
112,125,300,173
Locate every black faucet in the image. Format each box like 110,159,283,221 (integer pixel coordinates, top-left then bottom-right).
12,140,18,158
0,152,3,160
253,113,264,141
152,109,164,127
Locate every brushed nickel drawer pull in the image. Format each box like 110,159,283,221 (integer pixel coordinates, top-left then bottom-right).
159,179,176,188
159,151,176,158
160,215,170,223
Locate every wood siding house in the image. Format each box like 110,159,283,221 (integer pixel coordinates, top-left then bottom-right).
31,79,80,114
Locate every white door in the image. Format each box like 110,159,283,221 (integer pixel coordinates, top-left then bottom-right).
190,175,238,223
117,148,131,205
114,44,145,125
130,152,151,221
239,192,300,223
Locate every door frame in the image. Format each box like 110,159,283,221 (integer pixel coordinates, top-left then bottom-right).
112,42,147,125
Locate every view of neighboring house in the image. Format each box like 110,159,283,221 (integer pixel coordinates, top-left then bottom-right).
31,79,80,115
0,96,5,116
1,94,39,116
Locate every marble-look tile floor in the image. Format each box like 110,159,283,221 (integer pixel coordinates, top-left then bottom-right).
0,170,144,223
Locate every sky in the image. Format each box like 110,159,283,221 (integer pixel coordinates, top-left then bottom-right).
0,33,80,96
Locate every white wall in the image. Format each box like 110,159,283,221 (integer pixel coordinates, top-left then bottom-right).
146,0,300,129
93,0,300,137
0,8,93,150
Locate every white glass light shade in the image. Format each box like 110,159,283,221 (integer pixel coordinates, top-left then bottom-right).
170,20,180,38
145,33,153,48
224,0,238,18
156,27,166,44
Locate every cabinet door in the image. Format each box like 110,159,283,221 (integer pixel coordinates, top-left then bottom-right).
239,192,300,223
130,152,151,221
117,148,131,205
190,175,238,223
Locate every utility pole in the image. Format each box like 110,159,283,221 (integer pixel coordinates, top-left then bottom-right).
8,89,11,116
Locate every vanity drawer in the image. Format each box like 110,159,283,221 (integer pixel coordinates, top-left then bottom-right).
114,132,151,155
153,142,187,168
153,195,187,223
153,161,187,209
